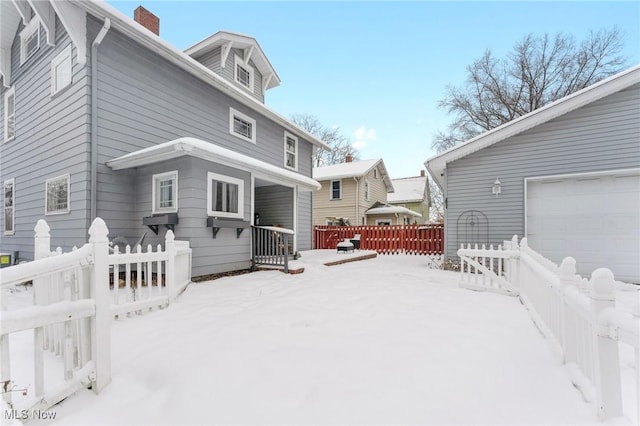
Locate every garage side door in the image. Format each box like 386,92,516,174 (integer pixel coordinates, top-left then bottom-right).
526,171,640,282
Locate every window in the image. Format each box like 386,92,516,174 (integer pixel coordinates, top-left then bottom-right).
20,19,40,65
376,220,391,226
284,132,298,170
51,45,73,95
229,108,256,143
330,180,341,200
207,172,244,218
4,87,15,141
4,179,14,235
234,55,254,92
364,180,370,201
152,171,178,213
373,168,378,179
45,174,70,215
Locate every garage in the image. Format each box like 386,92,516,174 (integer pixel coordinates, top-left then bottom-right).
526,170,640,282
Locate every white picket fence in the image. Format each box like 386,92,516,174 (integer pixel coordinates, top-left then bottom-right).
458,236,640,421
0,218,192,420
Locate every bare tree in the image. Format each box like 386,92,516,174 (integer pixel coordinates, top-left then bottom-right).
291,114,359,166
433,27,628,153
428,179,444,223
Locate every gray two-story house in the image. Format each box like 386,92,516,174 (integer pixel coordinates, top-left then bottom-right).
0,1,328,276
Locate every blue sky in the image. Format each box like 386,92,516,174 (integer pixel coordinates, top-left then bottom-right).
109,1,640,178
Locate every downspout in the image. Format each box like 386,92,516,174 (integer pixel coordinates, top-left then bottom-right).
90,18,111,222
353,177,359,225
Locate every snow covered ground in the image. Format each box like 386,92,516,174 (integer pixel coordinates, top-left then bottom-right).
4,253,638,425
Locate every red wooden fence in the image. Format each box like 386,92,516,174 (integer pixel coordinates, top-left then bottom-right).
313,225,444,255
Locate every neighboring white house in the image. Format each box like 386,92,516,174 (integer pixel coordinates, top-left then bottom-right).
426,65,640,282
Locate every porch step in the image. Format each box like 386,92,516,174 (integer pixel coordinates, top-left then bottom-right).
255,264,305,275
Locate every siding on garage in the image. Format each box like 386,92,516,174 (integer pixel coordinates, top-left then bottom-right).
444,83,640,258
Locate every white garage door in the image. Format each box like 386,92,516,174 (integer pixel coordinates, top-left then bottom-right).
526,170,640,282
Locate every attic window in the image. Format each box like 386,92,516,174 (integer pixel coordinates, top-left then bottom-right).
20,19,41,65
234,55,254,92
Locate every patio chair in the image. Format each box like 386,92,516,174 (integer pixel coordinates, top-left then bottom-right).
350,234,361,250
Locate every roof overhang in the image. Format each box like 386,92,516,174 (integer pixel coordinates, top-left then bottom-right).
313,159,395,193
76,1,330,152
184,31,281,91
106,137,321,192
425,65,640,189
365,206,422,217
1,0,87,88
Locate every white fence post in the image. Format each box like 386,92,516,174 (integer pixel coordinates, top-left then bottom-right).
88,218,111,393
590,268,623,420
33,219,51,397
558,257,576,364
165,230,176,302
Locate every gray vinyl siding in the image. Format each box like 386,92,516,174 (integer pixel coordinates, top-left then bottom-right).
255,186,294,229
122,157,251,276
445,84,640,258
192,46,265,103
0,17,90,261
297,191,312,250
90,17,315,271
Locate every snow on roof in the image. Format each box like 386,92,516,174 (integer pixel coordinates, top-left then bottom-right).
425,65,640,188
313,159,394,192
313,159,380,180
365,205,422,217
107,137,321,191
387,176,427,203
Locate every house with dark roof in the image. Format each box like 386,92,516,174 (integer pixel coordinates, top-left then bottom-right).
426,66,640,282
0,2,329,276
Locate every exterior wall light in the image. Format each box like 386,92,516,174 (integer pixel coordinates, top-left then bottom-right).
492,178,501,196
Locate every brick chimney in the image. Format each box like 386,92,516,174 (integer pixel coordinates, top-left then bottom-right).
420,170,425,177
345,154,353,163
134,6,160,36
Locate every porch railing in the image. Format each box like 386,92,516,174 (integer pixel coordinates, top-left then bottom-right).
251,226,294,273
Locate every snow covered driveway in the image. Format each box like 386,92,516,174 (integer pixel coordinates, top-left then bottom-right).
42,254,601,425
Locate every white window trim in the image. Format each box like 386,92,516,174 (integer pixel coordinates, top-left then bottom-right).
152,171,178,214
284,131,298,171
51,45,73,96
376,219,392,226
4,178,15,235
207,172,244,219
234,54,254,93
20,18,41,65
45,174,70,215
4,87,15,142
330,179,342,200
229,107,257,144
